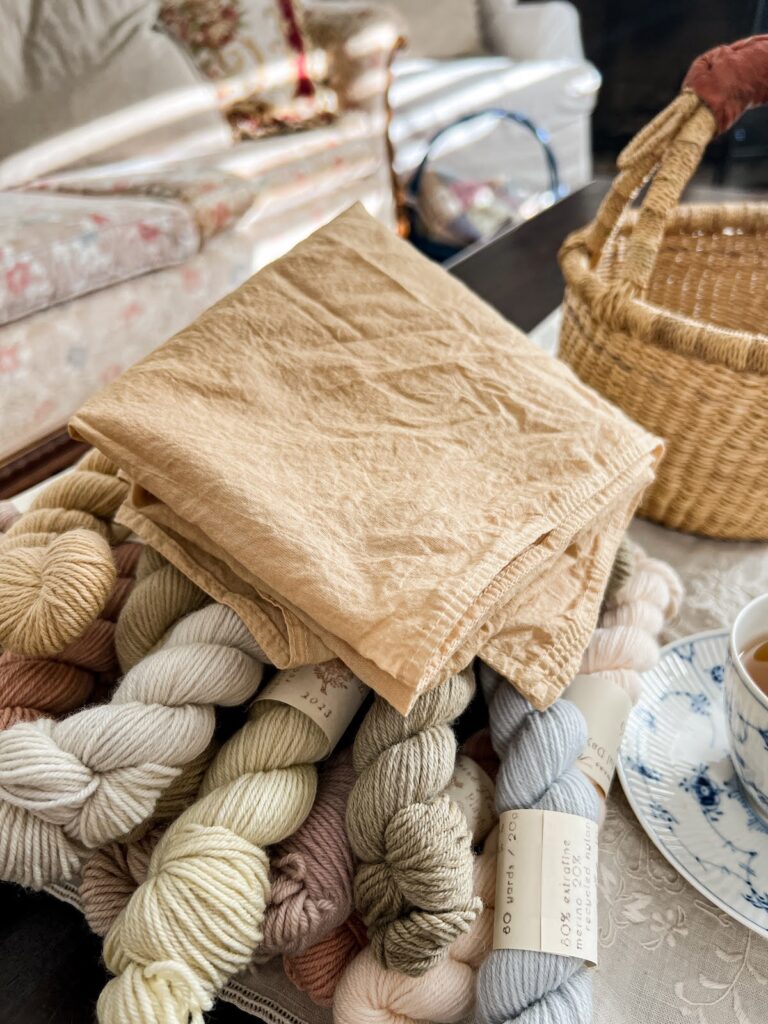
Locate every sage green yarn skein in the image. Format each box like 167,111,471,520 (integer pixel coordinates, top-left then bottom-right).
346,667,481,976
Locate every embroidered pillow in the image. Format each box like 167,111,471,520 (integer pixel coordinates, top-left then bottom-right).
159,0,338,138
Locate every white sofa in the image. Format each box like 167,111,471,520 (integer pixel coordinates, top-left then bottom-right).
389,0,599,193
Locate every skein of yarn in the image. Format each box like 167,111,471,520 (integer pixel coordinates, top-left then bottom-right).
98,690,332,1024
0,501,20,533
0,541,141,729
115,546,208,672
476,546,682,1024
0,602,266,888
0,450,128,656
334,826,497,1024
284,915,368,1009
81,745,217,937
346,667,481,977
258,748,357,958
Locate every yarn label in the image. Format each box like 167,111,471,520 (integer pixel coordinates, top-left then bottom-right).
257,661,368,756
563,673,632,795
444,754,497,844
493,808,598,966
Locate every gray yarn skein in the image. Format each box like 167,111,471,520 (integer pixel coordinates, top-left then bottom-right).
477,663,600,1024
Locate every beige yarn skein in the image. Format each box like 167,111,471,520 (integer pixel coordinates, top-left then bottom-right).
0,601,266,889
0,450,127,656
98,695,331,1024
346,666,481,976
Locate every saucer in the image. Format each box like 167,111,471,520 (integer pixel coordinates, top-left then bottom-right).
618,629,768,938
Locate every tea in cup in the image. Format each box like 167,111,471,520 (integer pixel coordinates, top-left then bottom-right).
725,593,768,821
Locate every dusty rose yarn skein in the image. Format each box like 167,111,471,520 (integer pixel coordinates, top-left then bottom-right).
258,748,357,958
285,915,368,1008
0,541,141,729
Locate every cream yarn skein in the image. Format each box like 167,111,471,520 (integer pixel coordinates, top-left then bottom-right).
0,450,127,656
0,602,266,888
98,694,331,1024
346,667,481,976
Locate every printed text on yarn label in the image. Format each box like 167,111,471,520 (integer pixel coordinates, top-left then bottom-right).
563,673,632,795
493,808,598,965
444,754,497,844
257,660,368,756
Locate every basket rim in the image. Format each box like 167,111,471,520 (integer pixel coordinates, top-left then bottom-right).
560,203,768,376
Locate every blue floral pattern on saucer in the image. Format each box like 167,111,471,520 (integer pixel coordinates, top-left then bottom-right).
618,629,768,939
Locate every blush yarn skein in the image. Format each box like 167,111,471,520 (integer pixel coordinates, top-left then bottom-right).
346,666,481,977
0,542,141,729
0,602,266,889
0,450,128,656
98,695,331,1024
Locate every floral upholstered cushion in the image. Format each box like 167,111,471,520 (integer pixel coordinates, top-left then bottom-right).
32,167,256,242
0,191,200,326
159,0,339,138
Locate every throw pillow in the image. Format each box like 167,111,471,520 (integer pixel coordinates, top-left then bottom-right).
0,1,230,186
385,0,484,59
159,0,338,138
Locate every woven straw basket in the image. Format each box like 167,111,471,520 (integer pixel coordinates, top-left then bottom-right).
559,35,768,540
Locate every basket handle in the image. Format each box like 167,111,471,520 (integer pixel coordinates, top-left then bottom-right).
578,34,768,294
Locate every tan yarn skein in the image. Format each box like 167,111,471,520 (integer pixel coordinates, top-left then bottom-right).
346,667,481,976
0,603,266,889
98,697,330,1024
0,450,128,656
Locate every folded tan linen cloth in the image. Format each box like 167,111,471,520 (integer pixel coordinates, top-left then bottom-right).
70,204,661,712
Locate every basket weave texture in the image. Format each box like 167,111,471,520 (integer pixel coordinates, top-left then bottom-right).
559,40,768,540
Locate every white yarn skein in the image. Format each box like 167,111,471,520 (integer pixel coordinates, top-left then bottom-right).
0,603,266,888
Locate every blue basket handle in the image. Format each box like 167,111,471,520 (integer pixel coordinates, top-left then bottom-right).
407,108,565,203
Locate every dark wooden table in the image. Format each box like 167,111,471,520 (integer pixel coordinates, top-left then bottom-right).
0,176,741,1022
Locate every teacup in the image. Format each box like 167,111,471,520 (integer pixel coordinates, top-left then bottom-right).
725,593,768,822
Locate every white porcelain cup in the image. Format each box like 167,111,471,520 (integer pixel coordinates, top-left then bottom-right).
725,593,768,822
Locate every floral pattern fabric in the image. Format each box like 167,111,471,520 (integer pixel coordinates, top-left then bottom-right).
0,191,199,327
159,0,338,137
31,168,256,242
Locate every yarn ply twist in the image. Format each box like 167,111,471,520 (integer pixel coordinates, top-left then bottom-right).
0,450,128,656
115,546,208,673
0,602,266,888
334,826,497,1024
81,745,216,937
0,542,141,729
284,914,368,1008
258,748,357,958
98,692,330,1024
346,667,481,976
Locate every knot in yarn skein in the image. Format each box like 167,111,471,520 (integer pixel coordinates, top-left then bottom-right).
258,748,356,958
346,667,481,977
98,696,330,1024
0,541,141,730
476,665,601,1024
0,602,266,889
334,791,498,1024
0,450,128,656
81,745,216,937
284,914,368,1008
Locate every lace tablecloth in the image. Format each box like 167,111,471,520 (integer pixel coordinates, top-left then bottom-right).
595,518,768,1024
